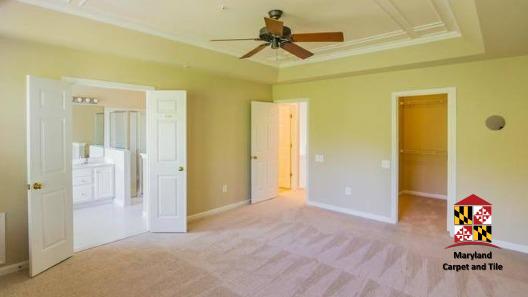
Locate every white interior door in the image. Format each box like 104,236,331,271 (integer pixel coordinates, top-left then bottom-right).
251,101,279,203
27,76,73,277
147,91,187,232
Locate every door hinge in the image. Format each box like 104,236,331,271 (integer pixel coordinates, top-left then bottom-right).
290,172,293,177
290,114,293,119
27,184,31,190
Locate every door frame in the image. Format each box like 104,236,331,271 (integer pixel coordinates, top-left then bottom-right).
62,77,154,234
390,87,456,234
273,98,310,203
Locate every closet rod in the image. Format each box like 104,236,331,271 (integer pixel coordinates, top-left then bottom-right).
399,149,446,156
399,99,445,106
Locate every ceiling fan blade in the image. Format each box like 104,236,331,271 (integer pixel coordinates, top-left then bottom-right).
240,43,269,59
211,38,262,41
291,32,344,42
280,42,314,59
264,17,284,36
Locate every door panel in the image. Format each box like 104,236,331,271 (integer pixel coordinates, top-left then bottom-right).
251,102,279,203
27,76,73,277
41,189,66,249
147,91,187,232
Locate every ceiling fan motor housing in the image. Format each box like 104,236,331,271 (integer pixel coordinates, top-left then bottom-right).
259,26,292,48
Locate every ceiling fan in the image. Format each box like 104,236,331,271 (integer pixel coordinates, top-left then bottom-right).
211,10,344,60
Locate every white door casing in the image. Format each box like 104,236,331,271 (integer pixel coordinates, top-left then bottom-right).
147,91,187,232
251,101,279,203
27,76,73,277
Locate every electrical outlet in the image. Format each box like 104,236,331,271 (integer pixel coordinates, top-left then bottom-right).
381,160,391,169
222,184,228,193
344,186,352,196
315,154,325,163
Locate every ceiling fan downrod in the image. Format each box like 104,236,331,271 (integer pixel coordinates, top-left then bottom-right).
268,9,283,20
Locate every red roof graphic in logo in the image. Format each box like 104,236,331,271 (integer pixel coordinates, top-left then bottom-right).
454,194,492,206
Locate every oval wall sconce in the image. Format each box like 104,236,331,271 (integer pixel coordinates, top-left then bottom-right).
485,115,505,131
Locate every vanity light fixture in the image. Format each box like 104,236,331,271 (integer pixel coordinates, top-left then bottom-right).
73,96,99,105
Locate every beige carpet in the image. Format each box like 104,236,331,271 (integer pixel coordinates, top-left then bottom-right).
1,191,528,297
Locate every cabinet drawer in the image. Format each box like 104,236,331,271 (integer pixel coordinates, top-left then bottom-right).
73,185,93,203
73,168,92,177
73,175,93,186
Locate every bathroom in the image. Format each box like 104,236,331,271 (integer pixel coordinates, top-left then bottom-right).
71,84,147,251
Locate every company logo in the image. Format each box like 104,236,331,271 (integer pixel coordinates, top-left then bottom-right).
446,194,500,249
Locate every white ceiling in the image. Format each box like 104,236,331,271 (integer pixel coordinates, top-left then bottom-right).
16,0,461,67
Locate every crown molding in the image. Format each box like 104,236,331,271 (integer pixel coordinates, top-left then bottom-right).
16,0,461,69
277,30,461,68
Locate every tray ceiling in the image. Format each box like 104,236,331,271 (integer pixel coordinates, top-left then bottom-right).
16,0,461,67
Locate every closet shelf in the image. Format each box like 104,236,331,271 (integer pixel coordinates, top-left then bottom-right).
399,149,446,156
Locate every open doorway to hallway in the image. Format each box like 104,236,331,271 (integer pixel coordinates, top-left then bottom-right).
277,102,307,201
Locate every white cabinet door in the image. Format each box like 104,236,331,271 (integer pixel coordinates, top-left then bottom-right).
251,102,279,203
27,76,73,277
94,166,114,199
147,91,187,232
73,185,93,203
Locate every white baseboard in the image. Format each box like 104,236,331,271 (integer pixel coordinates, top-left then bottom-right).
188,200,249,222
493,240,528,254
307,200,394,224
399,190,447,200
0,261,28,277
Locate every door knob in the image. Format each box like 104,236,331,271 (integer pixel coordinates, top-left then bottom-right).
178,166,184,172
251,156,258,160
33,182,43,190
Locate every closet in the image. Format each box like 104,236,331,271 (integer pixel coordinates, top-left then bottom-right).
399,94,447,198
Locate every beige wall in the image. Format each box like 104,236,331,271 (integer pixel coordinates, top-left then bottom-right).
273,54,528,247
72,105,104,146
399,95,447,195
0,36,271,268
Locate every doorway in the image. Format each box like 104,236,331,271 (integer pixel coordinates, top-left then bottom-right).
26,76,188,276
250,100,308,204
398,94,447,233
391,88,456,233
70,84,148,252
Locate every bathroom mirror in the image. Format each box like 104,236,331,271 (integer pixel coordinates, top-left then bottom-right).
485,115,505,131
72,104,105,158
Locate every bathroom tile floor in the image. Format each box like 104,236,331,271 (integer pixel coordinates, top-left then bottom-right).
74,201,147,251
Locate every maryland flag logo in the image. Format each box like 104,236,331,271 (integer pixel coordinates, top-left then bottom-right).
474,226,492,242
448,194,499,248
454,206,473,225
